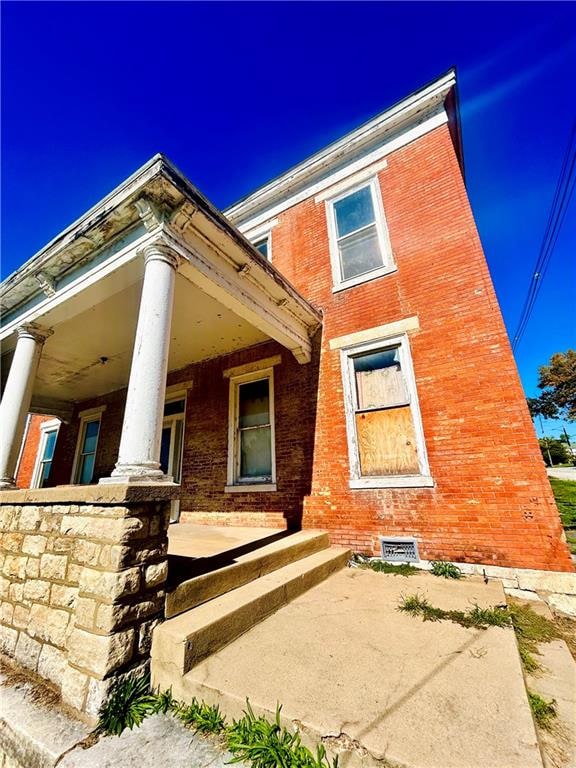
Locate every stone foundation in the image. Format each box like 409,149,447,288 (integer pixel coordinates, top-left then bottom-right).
0,483,176,722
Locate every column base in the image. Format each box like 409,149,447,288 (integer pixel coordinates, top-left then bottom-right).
100,473,174,485
0,479,17,491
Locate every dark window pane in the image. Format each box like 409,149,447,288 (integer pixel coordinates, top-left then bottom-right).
239,379,270,428
44,430,57,461
160,426,171,474
79,453,95,484
339,226,382,281
83,420,100,454
164,399,185,416
240,426,272,478
254,238,269,258
334,186,375,238
40,462,52,488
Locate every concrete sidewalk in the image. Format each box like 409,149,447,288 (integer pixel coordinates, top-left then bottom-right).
172,568,543,768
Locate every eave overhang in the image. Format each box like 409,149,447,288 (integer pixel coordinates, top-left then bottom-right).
1,155,322,364
225,69,459,226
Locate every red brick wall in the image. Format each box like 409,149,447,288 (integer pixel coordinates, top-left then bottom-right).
267,122,571,571
15,414,55,488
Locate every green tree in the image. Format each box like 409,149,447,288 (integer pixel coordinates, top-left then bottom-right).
538,438,570,466
528,350,576,422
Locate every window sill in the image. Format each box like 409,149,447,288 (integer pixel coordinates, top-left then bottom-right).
224,483,277,493
332,264,397,293
349,475,434,489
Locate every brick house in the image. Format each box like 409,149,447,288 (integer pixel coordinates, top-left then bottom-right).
1,70,572,573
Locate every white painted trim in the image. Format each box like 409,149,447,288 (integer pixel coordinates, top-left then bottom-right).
30,419,61,489
329,316,420,350
223,355,282,379
71,409,105,484
228,109,448,231
314,158,388,204
226,366,276,488
224,483,277,493
326,176,395,292
165,381,193,398
339,333,432,487
77,405,107,419
240,218,279,240
14,414,31,484
350,476,434,489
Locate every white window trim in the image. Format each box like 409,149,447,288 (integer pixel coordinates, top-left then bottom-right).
339,333,433,489
251,232,273,262
31,418,61,489
162,393,187,486
226,366,277,491
326,176,396,293
71,405,106,484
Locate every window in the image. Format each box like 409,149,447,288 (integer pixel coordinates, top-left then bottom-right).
31,419,60,488
340,334,432,488
71,407,105,485
252,235,270,260
327,178,394,291
226,367,276,491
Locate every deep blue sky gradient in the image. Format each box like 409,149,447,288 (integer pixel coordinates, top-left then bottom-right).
2,1,575,438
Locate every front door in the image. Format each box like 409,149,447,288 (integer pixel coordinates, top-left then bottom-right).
160,397,186,523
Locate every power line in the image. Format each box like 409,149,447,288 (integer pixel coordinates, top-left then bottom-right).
511,122,576,351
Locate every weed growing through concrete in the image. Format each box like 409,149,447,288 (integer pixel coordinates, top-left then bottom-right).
96,674,158,735
350,553,420,576
528,690,557,730
430,561,462,579
398,594,511,629
507,600,560,672
97,676,339,767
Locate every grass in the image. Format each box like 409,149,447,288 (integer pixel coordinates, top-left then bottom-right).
528,691,557,731
549,477,576,554
351,553,420,576
398,594,511,629
97,676,338,767
507,600,561,673
430,561,462,579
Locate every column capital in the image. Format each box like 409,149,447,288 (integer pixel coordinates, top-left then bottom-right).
17,324,53,345
140,241,181,271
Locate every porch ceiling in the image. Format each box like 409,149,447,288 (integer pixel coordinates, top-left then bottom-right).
12,261,268,404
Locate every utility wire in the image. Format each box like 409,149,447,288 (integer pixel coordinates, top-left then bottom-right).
512,122,576,351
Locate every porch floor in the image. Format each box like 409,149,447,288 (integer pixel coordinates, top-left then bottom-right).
167,522,288,559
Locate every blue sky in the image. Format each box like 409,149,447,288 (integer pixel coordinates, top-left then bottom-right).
2,2,575,439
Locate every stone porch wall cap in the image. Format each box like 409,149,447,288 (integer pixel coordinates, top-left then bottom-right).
0,482,179,505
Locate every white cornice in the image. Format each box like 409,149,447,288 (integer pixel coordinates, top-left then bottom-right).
227,71,456,227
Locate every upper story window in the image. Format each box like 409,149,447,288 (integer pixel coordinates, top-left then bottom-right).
252,235,270,261
326,178,395,292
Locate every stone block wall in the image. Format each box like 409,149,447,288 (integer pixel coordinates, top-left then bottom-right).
0,484,175,723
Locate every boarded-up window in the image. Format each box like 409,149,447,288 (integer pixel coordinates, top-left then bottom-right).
351,346,419,476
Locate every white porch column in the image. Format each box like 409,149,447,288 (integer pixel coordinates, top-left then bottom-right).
0,324,52,489
104,242,179,482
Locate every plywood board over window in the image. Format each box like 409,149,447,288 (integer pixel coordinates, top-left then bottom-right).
340,333,433,489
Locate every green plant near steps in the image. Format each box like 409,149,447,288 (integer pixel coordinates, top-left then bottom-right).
528,691,557,731
176,697,226,734
398,594,511,629
350,554,420,576
430,561,462,579
508,600,560,673
96,674,158,735
97,676,339,767
227,701,337,768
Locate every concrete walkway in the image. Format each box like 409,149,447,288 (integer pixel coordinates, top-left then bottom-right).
547,468,576,481
176,569,543,768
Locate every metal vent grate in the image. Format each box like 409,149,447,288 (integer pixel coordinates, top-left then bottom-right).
379,536,419,563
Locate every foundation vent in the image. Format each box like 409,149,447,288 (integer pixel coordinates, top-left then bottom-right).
379,536,419,563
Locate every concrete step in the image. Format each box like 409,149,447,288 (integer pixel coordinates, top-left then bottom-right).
166,530,330,618
152,546,349,677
